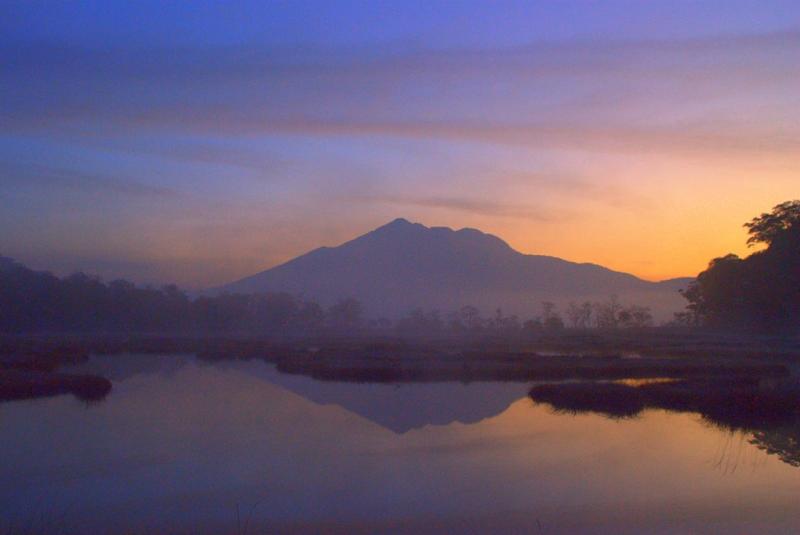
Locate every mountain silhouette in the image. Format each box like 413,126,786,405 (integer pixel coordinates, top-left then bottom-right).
217,218,689,320
237,362,530,434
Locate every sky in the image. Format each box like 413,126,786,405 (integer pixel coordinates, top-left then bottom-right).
1,1,799,288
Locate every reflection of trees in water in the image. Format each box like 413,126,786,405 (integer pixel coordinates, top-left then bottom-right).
709,427,771,475
529,379,800,469
749,427,800,468
705,422,800,472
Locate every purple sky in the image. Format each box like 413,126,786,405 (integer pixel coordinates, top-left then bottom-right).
2,1,799,287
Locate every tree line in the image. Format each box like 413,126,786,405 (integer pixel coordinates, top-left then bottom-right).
0,257,343,335
0,255,653,336
393,297,653,337
677,200,800,333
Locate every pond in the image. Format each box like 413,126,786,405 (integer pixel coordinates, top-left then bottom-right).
1,354,799,534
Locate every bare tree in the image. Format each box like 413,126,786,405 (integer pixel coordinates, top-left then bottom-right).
566,301,593,329
593,295,623,329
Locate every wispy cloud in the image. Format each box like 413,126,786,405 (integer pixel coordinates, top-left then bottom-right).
352,193,555,221
210,118,800,160
0,161,180,198
86,140,289,176
4,29,799,161
2,25,799,285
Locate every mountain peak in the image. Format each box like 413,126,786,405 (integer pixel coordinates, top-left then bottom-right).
365,218,512,253
219,219,686,320
374,217,421,232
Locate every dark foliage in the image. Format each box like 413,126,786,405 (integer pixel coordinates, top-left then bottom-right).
0,256,329,335
0,370,111,402
529,378,800,468
680,200,800,332
0,254,658,336
530,378,800,432
744,200,800,247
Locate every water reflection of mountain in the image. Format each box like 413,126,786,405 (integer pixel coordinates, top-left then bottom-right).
75,355,530,434
69,353,195,382
246,364,531,433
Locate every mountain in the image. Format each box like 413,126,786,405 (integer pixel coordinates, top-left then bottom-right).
232,361,530,434
217,218,690,320
77,354,530,434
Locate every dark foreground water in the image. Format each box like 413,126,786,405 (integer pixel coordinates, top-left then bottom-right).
1,355,799,534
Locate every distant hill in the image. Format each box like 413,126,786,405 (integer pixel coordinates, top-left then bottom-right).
217,218,690,321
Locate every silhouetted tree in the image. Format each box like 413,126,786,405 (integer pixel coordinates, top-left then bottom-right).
618,305,653,328
593,295,623,329
680,200,800,332
0,255,334,335
541,301,564,331
566,301,593,329
296,300,325,331
396,308,444,337
487,308,521,334
523,318,543,334
326,298,363,331
461,305,484,331
744,200,800,247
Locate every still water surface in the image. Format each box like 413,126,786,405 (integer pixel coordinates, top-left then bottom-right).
2,354,799,534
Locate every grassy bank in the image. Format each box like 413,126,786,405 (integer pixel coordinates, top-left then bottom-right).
0,369,111,402
0,331,797,402
529,377,800,427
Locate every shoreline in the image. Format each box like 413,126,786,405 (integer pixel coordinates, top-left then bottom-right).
1,331,797,402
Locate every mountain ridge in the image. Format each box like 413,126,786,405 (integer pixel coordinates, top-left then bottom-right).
216,218,690,320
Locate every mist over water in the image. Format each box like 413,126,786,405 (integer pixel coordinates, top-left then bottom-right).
2,354,798,534
2,3,800,534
